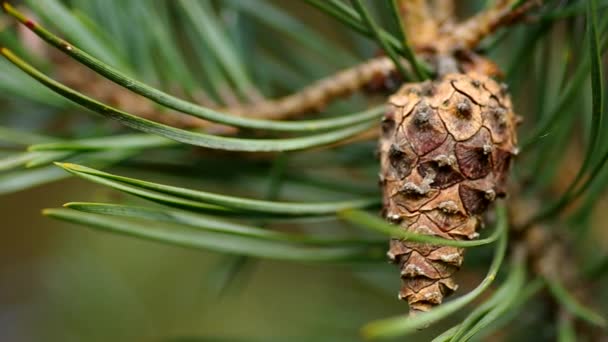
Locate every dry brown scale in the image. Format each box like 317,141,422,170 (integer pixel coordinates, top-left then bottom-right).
379,72,518,313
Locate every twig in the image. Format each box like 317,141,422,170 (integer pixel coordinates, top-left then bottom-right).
396,0,439,49
53,52,400,132
508,195,607,335
229,56,401,120
389,0,429,80
438,0,541,51
433,0,455,26
6,0,539,141
351,0,412,80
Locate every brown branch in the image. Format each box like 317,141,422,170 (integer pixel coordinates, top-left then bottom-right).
43,2,537,138
53,52,399,133
397,0,440,49
438,0,541,52
432,0,455,27
37,1,539,135
16,0,545,139
228,56,398,120
507,194,605,338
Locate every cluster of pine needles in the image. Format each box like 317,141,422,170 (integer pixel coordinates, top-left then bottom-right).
0,0,607,340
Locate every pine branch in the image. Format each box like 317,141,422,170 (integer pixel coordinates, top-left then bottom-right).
437,0,542,52
396,0,439,49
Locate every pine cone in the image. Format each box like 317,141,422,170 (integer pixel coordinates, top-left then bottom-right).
379,72,518,313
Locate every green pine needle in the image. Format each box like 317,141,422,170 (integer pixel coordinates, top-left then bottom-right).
361,204,509,339
55,162,381,217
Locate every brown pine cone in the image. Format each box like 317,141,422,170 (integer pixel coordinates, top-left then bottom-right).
379,72,518,313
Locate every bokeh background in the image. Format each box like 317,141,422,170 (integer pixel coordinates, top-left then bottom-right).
1,1,607,341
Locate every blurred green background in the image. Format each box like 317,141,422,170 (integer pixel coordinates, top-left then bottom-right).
1,179,506,341
2,0,607,341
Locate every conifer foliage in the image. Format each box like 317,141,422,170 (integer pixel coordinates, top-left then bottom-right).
0,1,607,340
